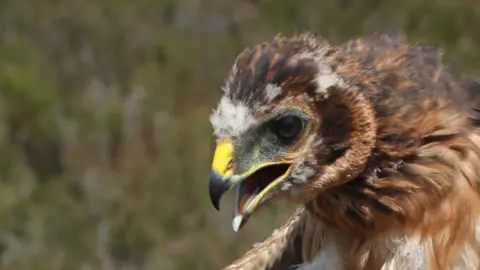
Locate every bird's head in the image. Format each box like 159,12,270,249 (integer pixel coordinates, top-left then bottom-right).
208,33,377,232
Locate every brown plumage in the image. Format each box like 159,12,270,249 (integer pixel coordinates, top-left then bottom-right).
208,30,480,269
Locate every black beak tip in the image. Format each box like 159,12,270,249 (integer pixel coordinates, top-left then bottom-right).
209,170,230,211
209,188,221,211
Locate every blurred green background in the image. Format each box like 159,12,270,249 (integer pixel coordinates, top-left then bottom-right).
0,0,479,269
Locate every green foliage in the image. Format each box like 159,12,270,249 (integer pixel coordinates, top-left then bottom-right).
0,0,478,269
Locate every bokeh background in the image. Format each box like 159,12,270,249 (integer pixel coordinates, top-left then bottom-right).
0,0,479,269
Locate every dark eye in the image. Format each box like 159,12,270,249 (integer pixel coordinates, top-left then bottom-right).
272,115,303,141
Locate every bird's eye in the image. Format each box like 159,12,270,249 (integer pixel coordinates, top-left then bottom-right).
272,115,303,141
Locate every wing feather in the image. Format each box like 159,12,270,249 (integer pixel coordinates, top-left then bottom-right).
223,208,306,270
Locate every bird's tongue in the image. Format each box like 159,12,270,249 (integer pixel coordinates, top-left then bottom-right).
236,180,261,215
232,163,292,232
232,174,268,232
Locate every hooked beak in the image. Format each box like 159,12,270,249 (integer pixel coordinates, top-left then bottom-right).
209,140,293,232
209,170,232,211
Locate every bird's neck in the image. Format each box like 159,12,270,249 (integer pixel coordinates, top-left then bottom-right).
303,191,396,239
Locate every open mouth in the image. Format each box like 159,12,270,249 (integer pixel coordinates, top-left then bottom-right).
235,163,292,215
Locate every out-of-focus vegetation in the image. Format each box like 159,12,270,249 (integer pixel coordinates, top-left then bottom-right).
0,0,478,269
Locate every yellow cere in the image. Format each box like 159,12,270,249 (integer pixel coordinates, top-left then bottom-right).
212,140,234,177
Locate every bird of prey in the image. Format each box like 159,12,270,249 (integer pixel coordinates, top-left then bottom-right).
208,30,480,269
